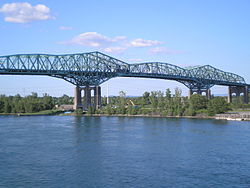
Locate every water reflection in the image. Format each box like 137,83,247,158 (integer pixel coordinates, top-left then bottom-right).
0,116,250,187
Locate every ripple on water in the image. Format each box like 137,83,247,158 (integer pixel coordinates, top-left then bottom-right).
0,116,250,188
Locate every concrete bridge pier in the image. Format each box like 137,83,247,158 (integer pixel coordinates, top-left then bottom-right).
74,86,82,109
73,86,102,110
94,86,101,109
228,86,248,104
83,86,92,110
188,89,211,99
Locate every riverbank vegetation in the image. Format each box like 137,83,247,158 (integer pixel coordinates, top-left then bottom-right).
95,89,232,116
0,93,73,114
0,88,249,117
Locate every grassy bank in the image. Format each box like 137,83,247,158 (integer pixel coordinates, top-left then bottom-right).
0,109,64,116
81,113,215,119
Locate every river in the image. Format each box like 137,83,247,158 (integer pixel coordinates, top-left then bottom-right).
0,116,250,188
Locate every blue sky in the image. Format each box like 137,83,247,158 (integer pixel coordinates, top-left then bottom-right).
0,0,250,97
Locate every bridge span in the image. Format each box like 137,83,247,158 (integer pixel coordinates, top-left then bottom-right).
0,51,249,109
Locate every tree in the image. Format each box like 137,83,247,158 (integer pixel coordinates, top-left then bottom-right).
4,98,12,113
105,104,116,115
0,101,3,112
208,97,230,115
127,105,138,115
116,91,126,114
189,94,208,111
156,91,165,109
149,91,158,109
41,94,54,110
165,88,171,99
31,92,38,98
142,92,150,105
57,94,72,105
86,106,95,115
172,88,183,116
119,91,126,105
173,88,182,98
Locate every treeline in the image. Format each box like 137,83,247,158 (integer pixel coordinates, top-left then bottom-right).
1,88,248,116
96,88,232,116
0,93,73,113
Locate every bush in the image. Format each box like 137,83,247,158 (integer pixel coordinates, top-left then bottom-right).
207,97,230,116
86,106,95,115
184,108,196,116
189,94,208,111
75,108,83,115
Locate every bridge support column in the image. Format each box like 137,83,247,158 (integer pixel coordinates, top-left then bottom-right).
82,86,102,110
188,89,193,99
74,86,102,110
228,86,248,104
74,86,82,110
188,89,211,99
94,86,101,109
244,86,249,104
207,89,211,100
228,87,232,103
83,86,92,110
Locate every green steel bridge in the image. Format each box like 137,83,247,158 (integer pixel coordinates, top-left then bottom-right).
0,51,249,109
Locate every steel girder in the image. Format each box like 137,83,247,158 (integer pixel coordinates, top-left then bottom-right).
0,52,129,86
186,65,246,87
0,51,248,90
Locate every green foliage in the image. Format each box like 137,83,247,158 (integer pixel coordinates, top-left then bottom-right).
54,94,73,105
149,91,158,108
0,93,54,114
116,106,127,114
127,106,139,115
207,97,230,116
0,88,232,117
86,106,95,115
142,92,150,105
75,108,83,115
106,105,116,115
230,102,250,110
23,109,63,116
184,107,196,116
97,88,232,117
165,88,171,99
139,108,152,115
189,94,208,111
0,100,4,113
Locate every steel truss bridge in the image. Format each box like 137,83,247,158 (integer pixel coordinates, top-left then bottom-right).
0,51,249,108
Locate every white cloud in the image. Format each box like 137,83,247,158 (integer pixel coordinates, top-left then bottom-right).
113,36,127,42
59,26,73,30
60,32,167,54
149,47,179,55
129,38,162,47
0,2,53,23
128,58,144,62
63,32,126,47
104,47,127,54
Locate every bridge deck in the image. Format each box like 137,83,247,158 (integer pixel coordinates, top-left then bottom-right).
0,51,248,90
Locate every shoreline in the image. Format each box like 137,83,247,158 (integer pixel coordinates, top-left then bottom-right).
0,112,215,120
80,113,216,120
1,112,249,121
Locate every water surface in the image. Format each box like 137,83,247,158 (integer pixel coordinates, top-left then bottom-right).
0,116,250,188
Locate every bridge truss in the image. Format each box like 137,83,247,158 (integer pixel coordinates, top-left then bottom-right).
0,51,248,91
